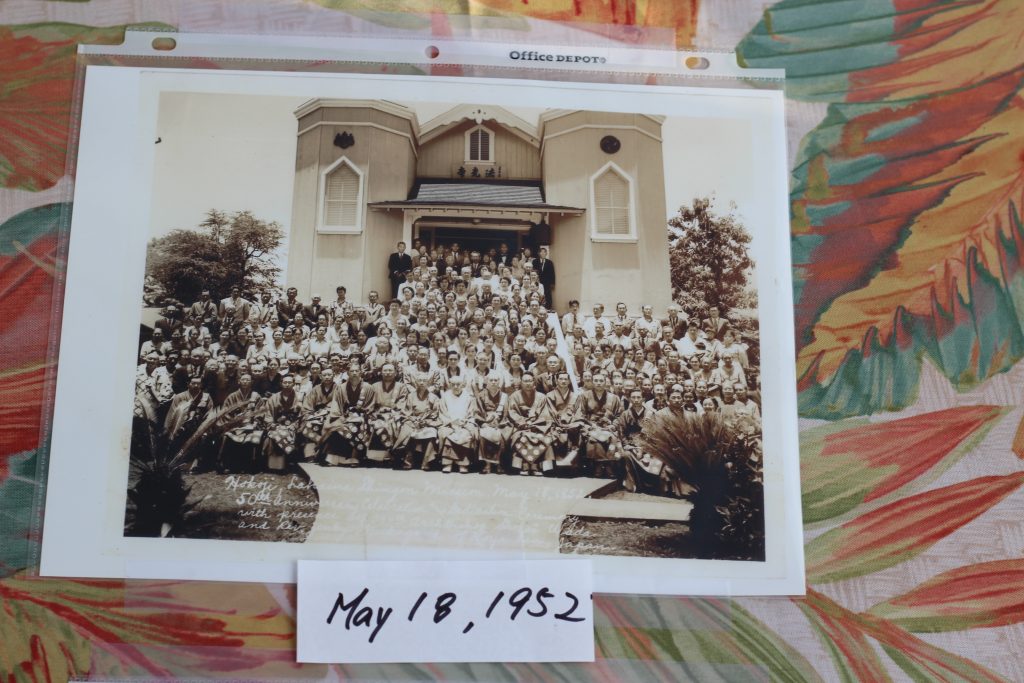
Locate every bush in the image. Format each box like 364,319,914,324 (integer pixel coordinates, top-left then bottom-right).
642,411,764,559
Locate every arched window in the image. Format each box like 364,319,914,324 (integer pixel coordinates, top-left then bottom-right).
319,157,363,233
590,163,635,240
465,125,494,163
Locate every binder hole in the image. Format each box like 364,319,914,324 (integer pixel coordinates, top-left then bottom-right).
152,37,177,51
425,45,440,59
685,56,710,70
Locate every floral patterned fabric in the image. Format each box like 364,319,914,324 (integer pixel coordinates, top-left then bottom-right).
3,0,1024,680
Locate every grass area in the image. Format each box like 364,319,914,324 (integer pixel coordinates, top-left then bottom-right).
559,516,697,559
175,469,319,543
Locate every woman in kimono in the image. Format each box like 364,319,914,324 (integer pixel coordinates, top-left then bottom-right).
574,372,624,479
298,367,338,462
474,372,509,474
261,373,301,472
216,372,267,473
437,376,478,473
506,372,554,476
319,360,377,466
545,371,582,474
392,372,441,470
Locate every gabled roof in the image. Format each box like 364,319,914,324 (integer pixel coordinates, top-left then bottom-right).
418,104,539,147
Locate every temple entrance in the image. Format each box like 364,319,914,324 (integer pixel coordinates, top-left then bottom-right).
416,226,525,256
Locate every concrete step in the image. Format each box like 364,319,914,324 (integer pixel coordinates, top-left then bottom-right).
567,497,691,523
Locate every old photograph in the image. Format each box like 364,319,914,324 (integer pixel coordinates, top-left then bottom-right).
130,93,765,561
42,69,800,594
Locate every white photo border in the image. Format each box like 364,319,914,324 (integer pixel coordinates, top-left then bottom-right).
40,66,803,596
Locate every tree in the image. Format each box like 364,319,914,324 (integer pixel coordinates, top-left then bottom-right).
146,209,283,304
667,197,755,315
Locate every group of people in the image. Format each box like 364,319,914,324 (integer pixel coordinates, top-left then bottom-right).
135,240,761,496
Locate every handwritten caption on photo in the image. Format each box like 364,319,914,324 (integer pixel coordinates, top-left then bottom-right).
297,560,594,663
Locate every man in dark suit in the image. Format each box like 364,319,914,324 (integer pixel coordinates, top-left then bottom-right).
387,241,413,298
532,246,556,310
661,304,687,340
304,294,327,325
468,250,484,278
495,243,514,268
276,287,303,326
188,290,218,334
154,305,183,337
702,305,730,340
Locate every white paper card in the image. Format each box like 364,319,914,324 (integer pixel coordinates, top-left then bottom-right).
297,559,595,663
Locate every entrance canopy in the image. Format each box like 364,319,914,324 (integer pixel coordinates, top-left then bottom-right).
369,181,584,215
370,180,584,251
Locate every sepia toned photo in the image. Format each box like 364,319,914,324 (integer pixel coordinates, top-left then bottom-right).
129,93,765,562
42,69,800,594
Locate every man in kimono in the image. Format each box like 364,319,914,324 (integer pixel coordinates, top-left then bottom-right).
320,360,377,466
438,376,478,473
545,371,582,474
617,388,666,494
261,373,301,472
575,372,624,478
299,367,338,462
216,372,266,473
393,372,441,470
367,362,405,462
164,375,212,454
506,372,554,476
475,372,509,474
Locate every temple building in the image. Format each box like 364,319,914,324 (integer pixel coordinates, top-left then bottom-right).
286,99,672,313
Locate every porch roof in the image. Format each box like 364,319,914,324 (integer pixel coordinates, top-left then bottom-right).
369,181,584,213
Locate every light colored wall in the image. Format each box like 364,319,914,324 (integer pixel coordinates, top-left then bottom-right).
542,112,671,315
417,120,540,180
288,107,415,304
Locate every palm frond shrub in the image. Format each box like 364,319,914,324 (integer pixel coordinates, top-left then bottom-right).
642,411,764,559
125,402,252,537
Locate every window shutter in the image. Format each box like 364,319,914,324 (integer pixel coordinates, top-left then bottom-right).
479,129,490,160
324,163,359,228
468,128,491,162
594,170,630,235
470,130,481,161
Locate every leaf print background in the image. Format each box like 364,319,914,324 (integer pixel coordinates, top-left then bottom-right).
4,0,1024,679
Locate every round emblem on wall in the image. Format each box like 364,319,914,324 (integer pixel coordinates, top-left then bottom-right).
600,135,621,154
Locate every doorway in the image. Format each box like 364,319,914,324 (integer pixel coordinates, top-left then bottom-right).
417,227,524,257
